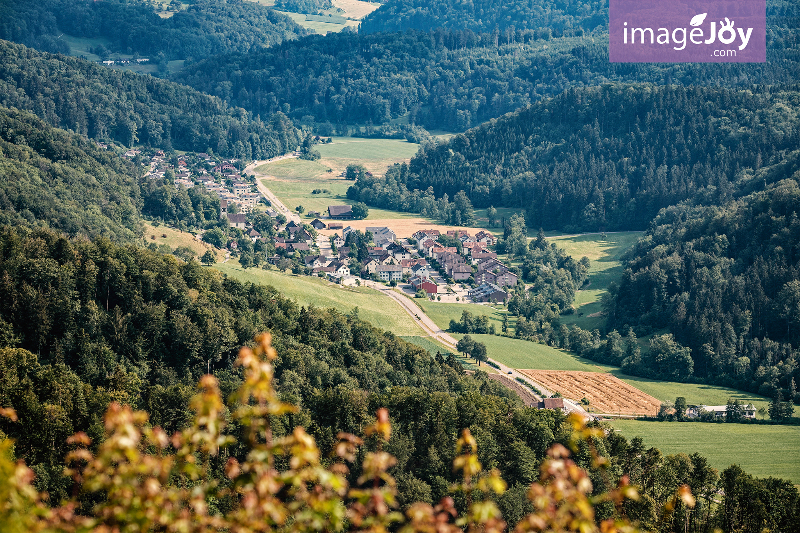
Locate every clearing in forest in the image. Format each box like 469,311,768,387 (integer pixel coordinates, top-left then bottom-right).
519,370,662,416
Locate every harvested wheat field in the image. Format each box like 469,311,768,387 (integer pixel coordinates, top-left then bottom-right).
332,0,381,19
320,218,486,239
518,370,662,416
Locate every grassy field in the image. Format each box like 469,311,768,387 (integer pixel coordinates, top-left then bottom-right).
453,334,602,372
332,0,381,19
316,137,420,161
548,232,642,331
414,300,510,331
213,262,425,336
141,222,224,261
607,371,772,414
255,159,332,179
273,11,358,33
255,149,437,221
400,336,454,357
608,420,800,483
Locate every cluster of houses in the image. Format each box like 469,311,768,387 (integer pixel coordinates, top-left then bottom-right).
133,150,262,215
410,229,517,302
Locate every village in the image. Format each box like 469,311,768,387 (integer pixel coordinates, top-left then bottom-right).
258,202,520,306
123,147,520,305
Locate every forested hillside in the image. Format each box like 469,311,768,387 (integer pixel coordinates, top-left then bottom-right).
607,157,800,398
0,225,541,509
1,227,797,532
347,84,800,230
359,0,606,35
176,4,799,130
0,0,307,62
0,107,141,241
0,40,301,158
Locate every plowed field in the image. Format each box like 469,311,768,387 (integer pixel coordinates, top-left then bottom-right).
519,370,661,416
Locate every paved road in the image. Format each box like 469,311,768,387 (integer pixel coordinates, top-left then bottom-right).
366,283,592,419
245,156,302,225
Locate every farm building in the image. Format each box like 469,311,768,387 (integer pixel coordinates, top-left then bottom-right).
537,398,566,412
311,219,327,230
410,276,438,294
328,205,353,219
687,404,756,419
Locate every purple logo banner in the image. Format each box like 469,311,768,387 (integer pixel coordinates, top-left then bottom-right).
610,0,766,63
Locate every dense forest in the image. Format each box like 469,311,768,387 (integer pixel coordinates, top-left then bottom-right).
359,0,607,35
0,225,539,510
348,84,800,231
176,3,799,130
0,0,307,62
605,158,800,398
0,105,236,244
0,107,142,241
275,0,333,15
0,227,797,533
0,40,301,158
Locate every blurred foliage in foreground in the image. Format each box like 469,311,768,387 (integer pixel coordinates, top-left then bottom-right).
0,333,662,533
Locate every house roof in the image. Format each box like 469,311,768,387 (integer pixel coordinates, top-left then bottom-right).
328,205,353,216
540,398,565,410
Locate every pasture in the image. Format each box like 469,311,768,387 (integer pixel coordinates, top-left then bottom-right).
141,222,223,261
273,11,358,34
332,0,381,19
608,420,800,484
548,231,642,330
414,301,509,331
606,371,772,415
453,334,601,372
213,262,425,336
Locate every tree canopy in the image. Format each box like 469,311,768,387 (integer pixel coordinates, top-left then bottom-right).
0,40,301,158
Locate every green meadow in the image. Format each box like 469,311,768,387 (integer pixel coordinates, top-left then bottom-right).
316,137,420,161
608,420,800,484
606,371,772,414
548,232,642,331
451,334,600,372
255,140,425,218
213,262,425,336
414,300,510,331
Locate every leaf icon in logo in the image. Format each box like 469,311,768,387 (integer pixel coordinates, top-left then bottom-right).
690,13,707,26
